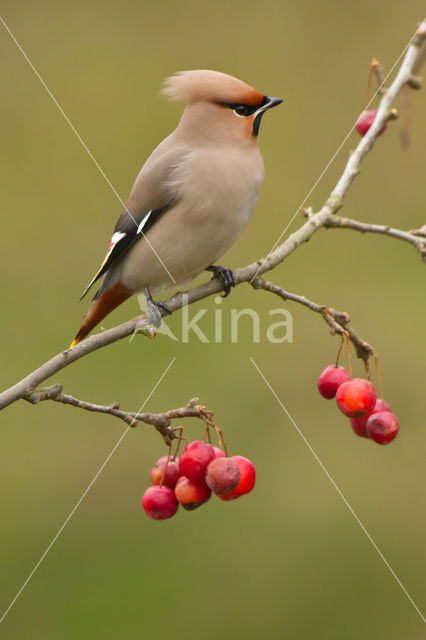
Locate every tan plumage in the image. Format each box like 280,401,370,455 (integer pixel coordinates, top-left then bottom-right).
70,70,282,346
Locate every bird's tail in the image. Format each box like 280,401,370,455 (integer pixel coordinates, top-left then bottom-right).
70,282,132,347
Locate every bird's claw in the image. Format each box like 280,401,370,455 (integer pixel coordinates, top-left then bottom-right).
133,318,157,339
155,301,172,316
207,265,236,297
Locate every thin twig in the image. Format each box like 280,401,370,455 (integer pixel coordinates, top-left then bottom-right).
325,216,426,261
25,388,213,445
253,279,375,362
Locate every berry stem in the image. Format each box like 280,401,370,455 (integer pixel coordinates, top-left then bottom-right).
159,445,172,488
367,58,380,104
215,426,228,457
363,358,371,380
335,334,344,367
373,354,385,402
172,426,184,459
213,423,228,457
202,415,228,457
202,425,212,444
345,331,352,378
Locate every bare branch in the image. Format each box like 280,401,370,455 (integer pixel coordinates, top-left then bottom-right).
25,388,213,445
0,21,424,412
410,224,426,237
252,279,374,361
325,215,426,261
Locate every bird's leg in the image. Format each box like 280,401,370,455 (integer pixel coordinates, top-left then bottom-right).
206,265,236,297
144,286,172,328
132,287,172,339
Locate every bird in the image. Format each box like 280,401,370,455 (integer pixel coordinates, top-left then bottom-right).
70,69,282,347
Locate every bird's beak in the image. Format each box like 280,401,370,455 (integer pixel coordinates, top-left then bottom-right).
252,96,283,136
260,96,283,112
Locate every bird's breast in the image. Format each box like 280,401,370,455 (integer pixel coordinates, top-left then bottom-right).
119,145,265,292
169,145,264,216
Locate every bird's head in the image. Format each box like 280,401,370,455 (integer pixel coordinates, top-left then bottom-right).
162,70,282,144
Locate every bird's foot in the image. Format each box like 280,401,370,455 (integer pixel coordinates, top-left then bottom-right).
132,317,158,339
144,287,172,329
206,265,236,297
155,301,172,316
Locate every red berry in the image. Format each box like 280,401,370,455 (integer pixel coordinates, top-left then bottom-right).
174,476,211,510
317,365,350,399
179,441,216,482
206,457,240,495
350,399,391,438
213,446,226,458
142,486,178,520
150,455,181,489
366,411,399,444
355,110,387,137
336,378,377,417
218,456,256,502
350,415,370,438
373,399,391,413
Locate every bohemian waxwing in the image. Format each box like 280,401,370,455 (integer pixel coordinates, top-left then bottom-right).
70,69,282,347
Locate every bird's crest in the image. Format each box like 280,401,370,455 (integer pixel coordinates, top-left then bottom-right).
161,70,264,106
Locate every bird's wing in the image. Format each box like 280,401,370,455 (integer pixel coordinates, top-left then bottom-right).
79,144,189,301
79,207,170,300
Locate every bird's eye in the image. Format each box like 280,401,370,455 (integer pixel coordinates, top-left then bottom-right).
217,102,260,117
233,104,256,117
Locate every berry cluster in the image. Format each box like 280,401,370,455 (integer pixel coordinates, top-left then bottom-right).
317,365,399,444
142,440,256,520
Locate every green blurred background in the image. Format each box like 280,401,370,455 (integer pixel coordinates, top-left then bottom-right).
1,1,425,638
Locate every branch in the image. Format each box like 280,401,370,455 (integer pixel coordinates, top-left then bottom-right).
252,278,374,361
0,21,425,411
409,224,426,237
25,388,213,445
325,215,426,261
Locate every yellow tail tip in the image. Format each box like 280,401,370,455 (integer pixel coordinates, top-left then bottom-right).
69,338,81,348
